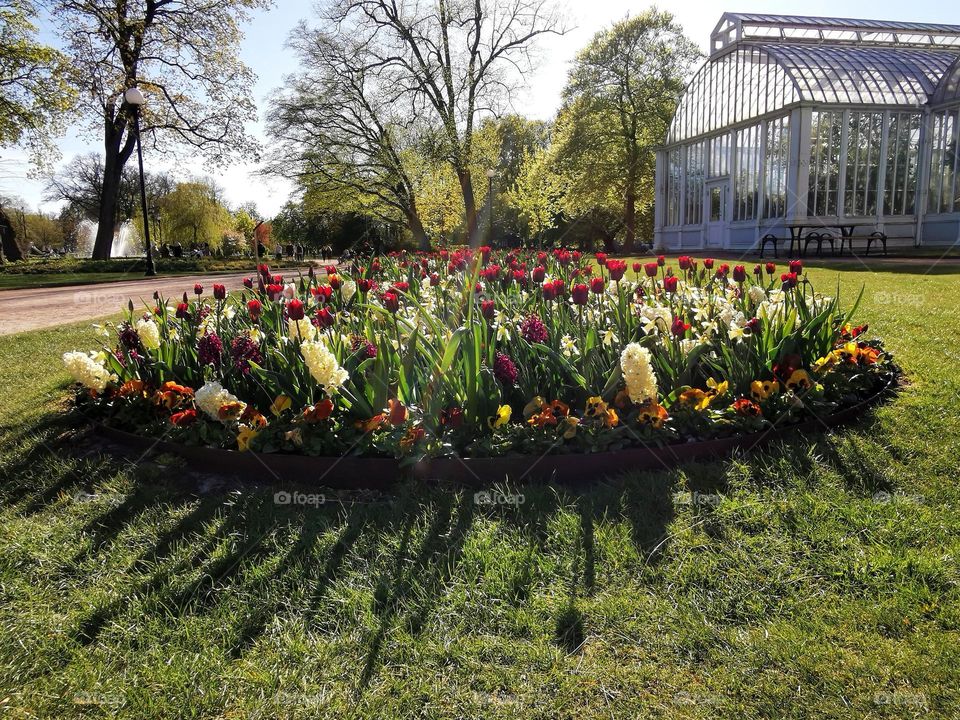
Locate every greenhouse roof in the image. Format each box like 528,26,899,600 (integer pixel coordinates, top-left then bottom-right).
668,43,959,143
712,13,960,57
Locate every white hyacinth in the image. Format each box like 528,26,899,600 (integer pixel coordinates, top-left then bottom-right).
195,381,245,420
341,280,357,302
301,340,349,394
135,318,161,350
288,318,317,341
62,351,116,393
619,342,658,404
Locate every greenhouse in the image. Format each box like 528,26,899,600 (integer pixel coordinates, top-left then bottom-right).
654,13,960,254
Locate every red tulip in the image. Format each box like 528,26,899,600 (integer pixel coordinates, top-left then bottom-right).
243,277,254,289
247,299,262,319
193,283,203,296
571,283,589,305
595,252,607,266
663,275,678,293
315,307,335,328
382,291,400,313
644,262,659,278
480,299,496,320
703,258,715,269
671,316,691,336
590,277,605,294
213,283,226,300
287,299,305,320
657,255,666,267
789,260,803,275
532,265,546,283
632,262,642,273
733,265,746,282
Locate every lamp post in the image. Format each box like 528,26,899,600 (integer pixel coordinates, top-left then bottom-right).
124,86,156,276
485,168,496,246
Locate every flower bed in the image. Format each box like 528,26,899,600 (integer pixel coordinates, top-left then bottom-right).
64,250,898,473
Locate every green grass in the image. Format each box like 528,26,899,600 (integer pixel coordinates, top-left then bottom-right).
0,265,958,718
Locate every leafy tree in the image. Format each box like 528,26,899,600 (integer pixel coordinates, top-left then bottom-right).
267,20,431,248
50,0,268,259
159,181,231,249
557,10,700,252
320,0,565,243
0,0,75,161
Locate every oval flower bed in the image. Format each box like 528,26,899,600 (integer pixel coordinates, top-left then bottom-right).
64,249,898,478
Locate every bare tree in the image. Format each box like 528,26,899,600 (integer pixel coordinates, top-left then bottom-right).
321,0,565,243
50,0,269,259
267,24,431,248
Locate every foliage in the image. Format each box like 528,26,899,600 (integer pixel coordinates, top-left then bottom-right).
67,252,895,462
554,10,701,252
49,0,268,258
0,0,75,163
158,181,232,250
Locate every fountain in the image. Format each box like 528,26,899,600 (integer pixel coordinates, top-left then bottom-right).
75,219,144,258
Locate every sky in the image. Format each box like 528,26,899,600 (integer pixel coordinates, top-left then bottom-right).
2,0,957,218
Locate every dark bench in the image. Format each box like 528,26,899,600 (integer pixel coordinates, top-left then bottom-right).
838,231,888,256
759,233,802,258
803,231,837,257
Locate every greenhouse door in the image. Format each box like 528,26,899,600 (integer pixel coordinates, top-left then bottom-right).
705,181,727,249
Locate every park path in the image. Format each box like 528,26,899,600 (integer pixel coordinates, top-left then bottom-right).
0,270,309,336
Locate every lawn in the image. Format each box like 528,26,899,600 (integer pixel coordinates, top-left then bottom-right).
0,262,958,718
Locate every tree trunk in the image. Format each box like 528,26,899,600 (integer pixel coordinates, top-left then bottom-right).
92,110,137,260
457,167,478,245
406,207,429,251
622,187,636,255
0,208,24,261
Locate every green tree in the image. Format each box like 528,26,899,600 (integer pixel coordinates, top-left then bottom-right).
319,0,565,244
159,181,231,250
0,0,75,162
51,0,268,260
558,10,700,252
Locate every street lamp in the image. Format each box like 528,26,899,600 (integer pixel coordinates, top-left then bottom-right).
485,168,496,246
124,86,156,276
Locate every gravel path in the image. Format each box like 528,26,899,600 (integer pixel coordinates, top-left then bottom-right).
0,270,301,336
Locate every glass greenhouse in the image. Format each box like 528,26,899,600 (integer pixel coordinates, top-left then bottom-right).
654,13,960,253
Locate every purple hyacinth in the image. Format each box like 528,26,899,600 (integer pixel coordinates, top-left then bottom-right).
197,331,224,367
520,313,548,344
230,335,262,375
117,322,141,350
494,352,518,385
351,334,378,359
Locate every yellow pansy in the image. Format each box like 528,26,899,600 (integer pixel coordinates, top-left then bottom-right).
637,399,669,428
786,369,813,392
750,379,780,402
679,388,711,411
522,396,546,419
270,394,293,416
563,416,579,439
237,426,260,452
812,354,837,373
706,378,729,397
489,405,512,429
